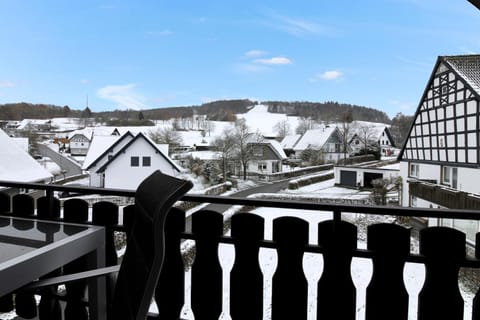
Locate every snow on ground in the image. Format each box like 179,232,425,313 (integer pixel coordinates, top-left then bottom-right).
236,105,301,137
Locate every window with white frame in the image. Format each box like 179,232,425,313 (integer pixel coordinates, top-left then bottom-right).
442,166,458,188
410,163,419,177
258,162,267,171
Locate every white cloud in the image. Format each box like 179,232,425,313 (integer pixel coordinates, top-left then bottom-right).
266,13,331,37
97,84,147,110
311,70,343,81
244,50,268,58
0,81,16,88
254,57,292,65
147,30,173,36
282,17,324,36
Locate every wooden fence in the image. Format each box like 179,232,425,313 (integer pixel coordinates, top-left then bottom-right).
0,182,480,319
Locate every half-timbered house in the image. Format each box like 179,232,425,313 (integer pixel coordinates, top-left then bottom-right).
398,54,480,242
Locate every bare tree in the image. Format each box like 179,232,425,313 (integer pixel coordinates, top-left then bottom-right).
204,121,216,137
370,176,402,205
273,119,291,141
295,117,313,135
233,119,259,180
212,128,237,181
337,111,353,161
357,123,378,155
148,126,183,155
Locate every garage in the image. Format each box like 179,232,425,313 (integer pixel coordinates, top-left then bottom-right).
364,172,383,188
340,170,357,187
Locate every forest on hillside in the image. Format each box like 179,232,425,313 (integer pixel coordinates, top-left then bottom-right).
0,100,414,146
263,101,391,123
0,99,391,123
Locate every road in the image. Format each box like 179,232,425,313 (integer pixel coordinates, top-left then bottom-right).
185,178,291,232
203,179,291,213
37,144,83,178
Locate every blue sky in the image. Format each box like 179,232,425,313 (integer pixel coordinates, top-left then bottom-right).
0,0,479,118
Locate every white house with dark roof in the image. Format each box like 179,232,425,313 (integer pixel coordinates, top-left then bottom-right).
0,129,52,187
246,140,288,175
398,54,480,242
83,132,135,187
69,133,91,156
84,131,182,190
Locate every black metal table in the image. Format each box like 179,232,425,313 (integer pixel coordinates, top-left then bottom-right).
0,216,106,319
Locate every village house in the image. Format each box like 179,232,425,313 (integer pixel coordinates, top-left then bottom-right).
83,131,182,190
348,121,396,156
69,133,91,156
287,126,345,163
245,140,287,175
398,54,480,242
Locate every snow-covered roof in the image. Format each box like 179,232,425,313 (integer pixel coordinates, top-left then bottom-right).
444,55,480,95
97,132,183,173
188,150,222,161
11,137,29,152
267,139,288,159
347,121,390,142
0,129,52,183
49,118,84,131
280,134,301,149
16,119,50,130
293,127,337,151
82,135,122,169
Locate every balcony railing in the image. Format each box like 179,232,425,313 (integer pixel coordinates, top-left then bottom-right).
409,179,480,210
1,180,480,319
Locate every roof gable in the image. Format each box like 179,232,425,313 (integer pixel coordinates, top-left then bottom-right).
96,132,182,173
398,54,480,166
83,131,135,170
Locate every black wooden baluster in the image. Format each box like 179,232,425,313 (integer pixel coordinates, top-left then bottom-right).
11,193,37,319
418,226,465,320
271,216,309,320
155,208,186,319
317,219,357,320
63,199,90,320
0,192,11,214
92,201,119,315
0,215,13,314
365,223,410,320
36,195,62,320
472,232,480,320
37,195,61,221
121,204,135,237
191,210,223,320
230,213,264,320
